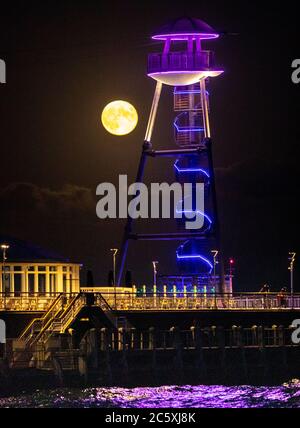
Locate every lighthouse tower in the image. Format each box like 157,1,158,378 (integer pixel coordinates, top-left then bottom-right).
117,17,227,294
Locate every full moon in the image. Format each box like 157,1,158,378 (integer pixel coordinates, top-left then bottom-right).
101,100,138,136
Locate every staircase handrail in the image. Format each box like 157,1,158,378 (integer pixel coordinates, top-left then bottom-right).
19,293,64,340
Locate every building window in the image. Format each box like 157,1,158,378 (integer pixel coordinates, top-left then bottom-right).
14,266,22,272
38,274,46,295
14,274,22,297
49,266,57,272
28,274,35,296
38,266,46,272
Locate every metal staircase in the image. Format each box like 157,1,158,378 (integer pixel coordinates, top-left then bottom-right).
19,293,66,346
12,292,132,369
37,293,87,345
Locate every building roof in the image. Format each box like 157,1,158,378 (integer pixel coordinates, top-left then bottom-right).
0,234,73,263
152,17,219,40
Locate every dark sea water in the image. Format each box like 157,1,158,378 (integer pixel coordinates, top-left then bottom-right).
1,380,300,408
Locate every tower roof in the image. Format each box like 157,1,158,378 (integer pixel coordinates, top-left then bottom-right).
152,17,219,41
0,234,74,263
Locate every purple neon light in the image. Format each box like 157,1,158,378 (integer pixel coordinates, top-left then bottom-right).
174,161,210,178
152,33,219,41
148,70,224,76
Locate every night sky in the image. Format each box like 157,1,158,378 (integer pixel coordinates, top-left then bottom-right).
0,0,299,291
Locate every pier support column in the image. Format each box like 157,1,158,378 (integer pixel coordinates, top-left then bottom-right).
130,328,139,350
86,328,99,370
251,325,258,346
258,326,265,348
190,326,206,380
278,325,284,346
258,326,268,381
216,326,226,378
118,328,129,381
52,356,64,387
278,325,288,378
149,327,156,350
100,328,112,384
118,328,126,351
149,327,157,381
170,326,183,381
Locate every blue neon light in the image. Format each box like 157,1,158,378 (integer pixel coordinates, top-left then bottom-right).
174,90,201,95
175,208,212,227
174,121,204,133
176,241,213,273
174,160,210,178
176,252,213,271
174,89,209,96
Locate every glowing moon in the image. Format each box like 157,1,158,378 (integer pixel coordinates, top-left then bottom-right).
101,100,138,136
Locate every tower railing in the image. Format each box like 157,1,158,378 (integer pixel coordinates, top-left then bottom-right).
148,51,215,74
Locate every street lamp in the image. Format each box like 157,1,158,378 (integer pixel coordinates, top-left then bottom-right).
229,258,234,294
110,248,118,308
211,250,218,282
229,258,234,276
1,244,9,262
152,261,158,287
211,250,218,308
288,252,296,308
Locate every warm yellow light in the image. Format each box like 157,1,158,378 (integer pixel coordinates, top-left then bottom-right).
101,100,138,136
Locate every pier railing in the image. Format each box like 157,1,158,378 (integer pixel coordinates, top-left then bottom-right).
0,292,77,312
98,292,300,311
1,291,300,312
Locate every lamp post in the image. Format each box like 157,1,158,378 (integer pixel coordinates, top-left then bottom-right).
288,252,296,308
211,250,218,308
229,258,234,295
152,260,158,305
110,248,118,308
152,261,158,287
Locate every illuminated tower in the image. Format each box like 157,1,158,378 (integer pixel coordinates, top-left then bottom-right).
118,17,227,293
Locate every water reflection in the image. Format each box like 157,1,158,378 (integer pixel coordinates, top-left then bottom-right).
1,381,300,408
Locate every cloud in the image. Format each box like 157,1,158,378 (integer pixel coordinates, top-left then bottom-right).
0,182,95,217
0,182,122,283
